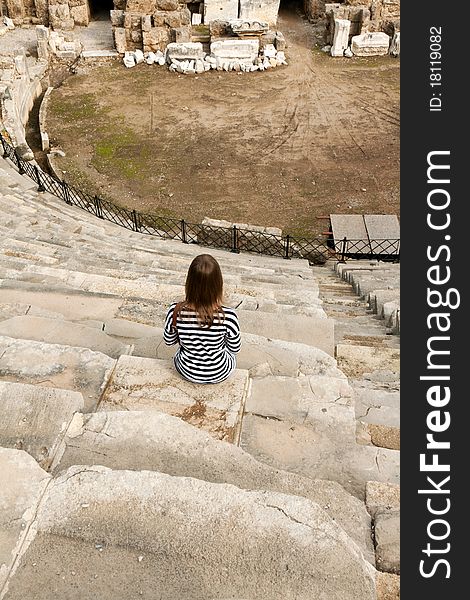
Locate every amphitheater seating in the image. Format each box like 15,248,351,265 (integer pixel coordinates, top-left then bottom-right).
0,156,400,599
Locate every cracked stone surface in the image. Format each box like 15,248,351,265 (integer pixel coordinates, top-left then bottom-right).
2,466,377,600
0,448,51,594
0,336,115,412
99,355,249,441
240,414,400,498
0,381,83,470
374,508,400,574
54,410,375,564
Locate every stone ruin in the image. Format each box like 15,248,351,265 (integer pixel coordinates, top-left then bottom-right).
1,0,399,63
304,0,400,56
1,0,284,52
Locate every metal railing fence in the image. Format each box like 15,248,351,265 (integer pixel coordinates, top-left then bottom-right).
1,133,399,264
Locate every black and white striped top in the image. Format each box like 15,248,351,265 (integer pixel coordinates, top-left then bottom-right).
163,303,241,384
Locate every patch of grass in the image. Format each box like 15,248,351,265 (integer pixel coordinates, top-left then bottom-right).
49,93,103,122
92,129,153,181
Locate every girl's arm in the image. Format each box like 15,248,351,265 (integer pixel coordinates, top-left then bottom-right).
225,311,241,354
163,303,179,346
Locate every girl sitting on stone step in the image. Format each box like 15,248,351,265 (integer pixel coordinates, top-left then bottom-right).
163,253,241,384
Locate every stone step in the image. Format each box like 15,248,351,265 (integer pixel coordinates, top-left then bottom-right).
99,355,249,443
0,301,66,322
335,262,400,280
337,332,400,351
1,263,324,317
238,310,334,354
352,277,400,300
130,326,341,377
239,414,400,499
0,335,115,412
322,296,369,307
1,194,318,277
0,281,333,351
368,289,401,315
1,190,314,273
1,464,377,600
0,161,38,191
245,374,357,441
0,381,83,470
353,387,400,451
365,482,400,574
0,448,51,594
1,235,319,289
336,344,400,378
0,286,131,323
0,316,132,359
53,409,374,564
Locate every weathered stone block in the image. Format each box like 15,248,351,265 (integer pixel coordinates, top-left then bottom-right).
164,13,182,28
70,4,90,26
35,0,50,24
351,31,390,56
181,7,192,26
205,0,239,23
37,39,49,60
124,12,143,29
166,41,204,60
331,18,350,56
274,30,286,50
126,0,157,11
152,11,166,26
374,508,400,574
36,24,49,40
259,29,276,49
142,15,152,31
156,0,179,9
209,19,232,38
114,27,127,53
389,31,400,57
48,3,71,28
143,27,171,51
110,9,125,27
131,29,143,43
173,26,191,43
5,0,25,23
239,0,281,28
210,38,259,60
56,49,78,59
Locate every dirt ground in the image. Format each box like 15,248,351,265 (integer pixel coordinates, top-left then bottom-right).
45,4,400,237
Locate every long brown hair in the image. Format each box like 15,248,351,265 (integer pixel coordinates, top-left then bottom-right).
179,254,224,327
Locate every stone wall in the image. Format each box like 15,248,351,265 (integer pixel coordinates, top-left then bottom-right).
4,0,89,27
306,0,399,43
319,1,399,44
0,52,46,158
111,1,193,53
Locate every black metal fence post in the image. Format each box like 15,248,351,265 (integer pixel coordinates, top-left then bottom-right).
35,166,46,192
94,195,103,219
231,225,239,253
132,210,140,232
284,234,291,259
61,180,72,204
339,236,347,262
181,219,187,243
14,151,25,175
